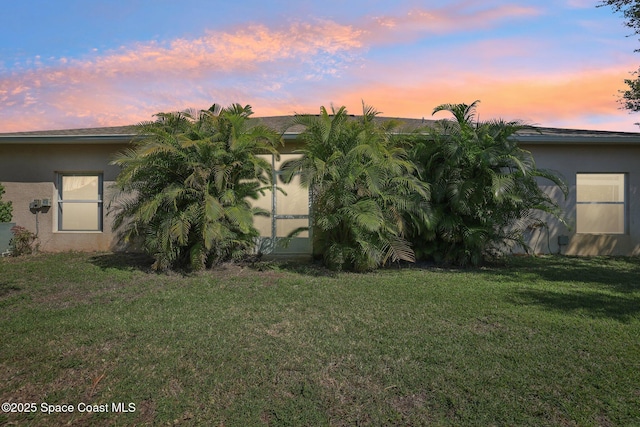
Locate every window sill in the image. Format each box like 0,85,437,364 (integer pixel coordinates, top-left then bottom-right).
54,230,104,234
575,232,628,236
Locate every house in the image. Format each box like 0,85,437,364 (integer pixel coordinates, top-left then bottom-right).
514,126,640,256
1,118,639,256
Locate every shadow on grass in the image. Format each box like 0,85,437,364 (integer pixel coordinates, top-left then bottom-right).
244,259,338,278
489,256,640,293
87,252,337,278
0,282,21,297
509,288,640,322
89,252,155,272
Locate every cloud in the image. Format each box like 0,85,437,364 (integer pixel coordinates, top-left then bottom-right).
87,20,364,77
363,3,541,45
0,3,635,133
407,3,541,31
565,0,597,9
0,19,366,131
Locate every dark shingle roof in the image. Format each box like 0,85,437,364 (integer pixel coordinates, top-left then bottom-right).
0,125,138,137
1,116,640,145
0,116,432,139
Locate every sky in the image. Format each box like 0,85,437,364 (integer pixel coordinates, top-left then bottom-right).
1,0,639,132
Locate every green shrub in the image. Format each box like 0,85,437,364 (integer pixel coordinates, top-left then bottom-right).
0,183,13,222
110,103,281,271
281,104,430,271
408,101,567,265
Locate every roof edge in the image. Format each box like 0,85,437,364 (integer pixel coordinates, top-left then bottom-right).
0,134,136,144
2,117,640,145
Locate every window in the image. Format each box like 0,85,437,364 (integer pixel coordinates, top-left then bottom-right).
576,173,626,234
274,154,309,238
250,154,311,254
57,173,103,231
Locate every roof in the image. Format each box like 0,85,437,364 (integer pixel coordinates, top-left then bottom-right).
513,126,640,144
1,116,640,145
0,125,138,144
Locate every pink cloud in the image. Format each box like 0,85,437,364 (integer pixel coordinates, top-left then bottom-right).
405,3,540,31
86,20,363,78
364,3,541,44
0,20,365,132
0,4,635,134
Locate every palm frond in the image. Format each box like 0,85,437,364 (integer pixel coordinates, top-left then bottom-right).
433,100,481,124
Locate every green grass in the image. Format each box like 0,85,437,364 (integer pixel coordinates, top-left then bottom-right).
1,253,639,426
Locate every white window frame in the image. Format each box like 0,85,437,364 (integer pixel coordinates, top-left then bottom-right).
576,173,627,235
57,173,103,232
251,154,312,254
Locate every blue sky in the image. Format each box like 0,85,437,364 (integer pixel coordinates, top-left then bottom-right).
0,0,638,132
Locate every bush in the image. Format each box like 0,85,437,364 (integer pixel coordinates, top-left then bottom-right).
10,225,38,256
110,103,281,271
0,183,13,222
408,101,567,265
281,104,430,271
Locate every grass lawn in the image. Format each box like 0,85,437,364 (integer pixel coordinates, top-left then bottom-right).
1,253,639,426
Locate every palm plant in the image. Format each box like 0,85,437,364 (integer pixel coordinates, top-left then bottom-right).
281,104,431,271
110,103,281,270
409,101,567,266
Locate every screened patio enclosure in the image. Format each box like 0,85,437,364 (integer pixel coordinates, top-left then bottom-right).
252,154,311,256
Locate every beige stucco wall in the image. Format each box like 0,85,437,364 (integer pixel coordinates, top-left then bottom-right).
0,143,128,252
522,143,640,256
1,137,639,257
